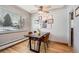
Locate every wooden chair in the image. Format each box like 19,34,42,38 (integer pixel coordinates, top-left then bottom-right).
41,33,50,52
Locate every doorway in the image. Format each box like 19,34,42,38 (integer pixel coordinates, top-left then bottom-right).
71,28,74,47
69,11,74,47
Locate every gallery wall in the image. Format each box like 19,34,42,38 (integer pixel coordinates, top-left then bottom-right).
31,7,68,43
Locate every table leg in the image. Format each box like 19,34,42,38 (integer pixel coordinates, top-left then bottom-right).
29,37,31,50
29,38,41,53
38,40,41,53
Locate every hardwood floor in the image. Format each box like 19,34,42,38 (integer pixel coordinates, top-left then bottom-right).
0,40,73,53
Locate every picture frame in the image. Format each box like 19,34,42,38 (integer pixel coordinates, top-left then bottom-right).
42,22,47,28
70,12,74,20
75,6,79,17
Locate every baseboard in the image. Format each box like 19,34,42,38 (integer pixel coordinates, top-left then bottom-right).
48,40,68,45
0,38,28,51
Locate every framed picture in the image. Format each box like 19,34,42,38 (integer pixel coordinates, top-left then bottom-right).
42,21,47,28
34,20,39,24
71,12,74,20
39,16,42,20
75,6,79,17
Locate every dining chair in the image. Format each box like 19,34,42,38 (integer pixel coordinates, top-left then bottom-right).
41,33,50,52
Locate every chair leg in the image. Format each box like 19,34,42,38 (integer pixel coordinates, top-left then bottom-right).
46,41,49,48
27,40,30,47
44,43,46,53
34,40,35,49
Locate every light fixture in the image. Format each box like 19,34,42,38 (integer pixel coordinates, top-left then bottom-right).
37,6,54,24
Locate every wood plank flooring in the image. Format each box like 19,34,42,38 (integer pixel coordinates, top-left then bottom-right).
0,40,73,53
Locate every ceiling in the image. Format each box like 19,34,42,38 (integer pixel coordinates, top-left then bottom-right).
17,5,65,14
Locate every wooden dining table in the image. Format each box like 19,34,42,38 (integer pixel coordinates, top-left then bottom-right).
24,32,49,53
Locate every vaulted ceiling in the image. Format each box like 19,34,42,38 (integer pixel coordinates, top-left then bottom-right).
18,5,65,14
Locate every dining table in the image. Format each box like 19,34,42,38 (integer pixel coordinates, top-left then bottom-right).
24,32,49,53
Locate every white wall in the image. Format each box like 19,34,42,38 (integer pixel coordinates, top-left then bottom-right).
72,5,79,52
74,14,79,52
0,5,31,47
31,7,69,43
66,5,79,52
49,8,68,43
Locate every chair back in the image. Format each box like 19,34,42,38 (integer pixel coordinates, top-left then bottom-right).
42,33,50,42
